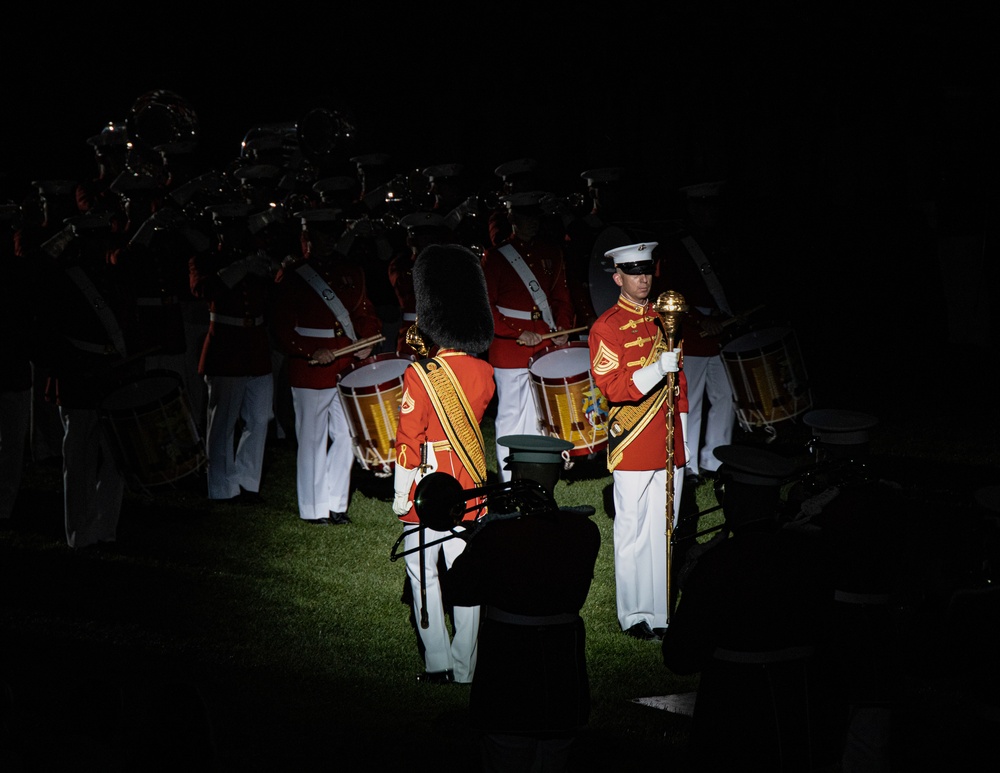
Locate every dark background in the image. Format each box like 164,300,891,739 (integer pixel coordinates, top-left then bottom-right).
2,5,997,416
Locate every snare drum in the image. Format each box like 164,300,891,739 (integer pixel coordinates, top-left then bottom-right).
527,343,608,456
337,353,414,475
721,327,812,430
99,369,206,487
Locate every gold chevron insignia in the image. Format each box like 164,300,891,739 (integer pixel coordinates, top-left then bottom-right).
592,341,619,376
400,387,414,414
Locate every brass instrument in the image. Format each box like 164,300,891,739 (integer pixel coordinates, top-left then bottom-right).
296,106,356,164
405,322,431,357
125,90,200,179
388,472,556,562
652,289,687,624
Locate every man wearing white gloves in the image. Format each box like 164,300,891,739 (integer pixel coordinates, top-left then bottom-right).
391,244,495,684
589,242,689,642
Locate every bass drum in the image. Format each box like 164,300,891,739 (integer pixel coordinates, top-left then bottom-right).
337,353,414,476
721,327,812,431
528,342,608,457
99,369,206,488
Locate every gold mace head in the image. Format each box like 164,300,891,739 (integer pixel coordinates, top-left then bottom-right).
652,290,687,335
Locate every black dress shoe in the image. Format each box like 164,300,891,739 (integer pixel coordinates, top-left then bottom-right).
328,511,352,525
685,473,704,487
303,517,331,525
624,621,659,641
238,488,264,506
652,627,668,639
416,669,455,685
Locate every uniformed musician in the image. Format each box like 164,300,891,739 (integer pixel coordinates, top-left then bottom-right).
588,242,689,641
482,191,575,482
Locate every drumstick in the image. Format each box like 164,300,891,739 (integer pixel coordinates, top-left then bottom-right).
308,335,385,365
698,305,764,337
515,325,590,345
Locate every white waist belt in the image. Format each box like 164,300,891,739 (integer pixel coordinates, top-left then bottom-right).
496,305,533,320
402,312,417,321
713,645,815,664
294,326,337,338
211,312,264,327
67,337,116,355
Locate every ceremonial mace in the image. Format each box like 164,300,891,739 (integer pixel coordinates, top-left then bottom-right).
652,289,687,624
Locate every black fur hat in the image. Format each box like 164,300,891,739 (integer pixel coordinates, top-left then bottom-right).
413,244,493,354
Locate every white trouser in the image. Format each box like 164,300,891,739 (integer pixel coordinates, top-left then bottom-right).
493,367,541,482
30,363,64,462
611,467,685,630
682,354,736,475
403,525,480,682
182,302,210,430
60,407,124,548
0,388,30,519
291,386,353,518
204,374,274,499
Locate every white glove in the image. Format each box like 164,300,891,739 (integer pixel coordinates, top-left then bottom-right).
393,464,419,517
632,348,681,395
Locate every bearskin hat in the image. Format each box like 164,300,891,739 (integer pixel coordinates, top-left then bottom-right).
413,244,493,354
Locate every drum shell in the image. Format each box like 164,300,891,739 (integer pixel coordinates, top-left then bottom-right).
527,342,608,457
99,369,206,487
720,327,811,428
336,353,414,473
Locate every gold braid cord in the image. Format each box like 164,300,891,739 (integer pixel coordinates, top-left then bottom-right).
412,357,487,485
606,331,671,472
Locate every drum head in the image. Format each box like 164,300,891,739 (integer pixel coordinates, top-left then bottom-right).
722,327,790,356
338,353,413,392
588,226,633,317
528,344,590,382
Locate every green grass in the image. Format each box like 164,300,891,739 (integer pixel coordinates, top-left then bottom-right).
2,404,998,771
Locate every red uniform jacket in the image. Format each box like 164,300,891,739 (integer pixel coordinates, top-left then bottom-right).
482,235,575,369
272,255,382,389
589,296,688,471
394,350,495,524
189,246,274,377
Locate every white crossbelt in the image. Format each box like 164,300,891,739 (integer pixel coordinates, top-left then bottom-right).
681,235,732,316
295,264,356,341
498,244,555,329
64,266,127,357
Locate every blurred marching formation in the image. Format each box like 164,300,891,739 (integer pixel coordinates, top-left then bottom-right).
0,88,806,542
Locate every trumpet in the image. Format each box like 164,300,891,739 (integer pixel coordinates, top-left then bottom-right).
388,472,556,561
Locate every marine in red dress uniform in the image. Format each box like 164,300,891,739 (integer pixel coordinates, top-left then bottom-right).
392,244,495,685
189,203,275,502
588,242,689,641
482,192,575,481
272,208,382,523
